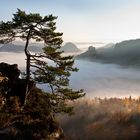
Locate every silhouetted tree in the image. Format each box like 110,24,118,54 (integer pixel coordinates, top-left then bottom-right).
0,9,84,113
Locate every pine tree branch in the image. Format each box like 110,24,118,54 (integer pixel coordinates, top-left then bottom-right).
30,64,47,75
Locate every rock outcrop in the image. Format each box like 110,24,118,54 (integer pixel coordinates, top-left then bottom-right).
0,62,64,140
0,63,20,81
0,62,34,106
77,46,97,59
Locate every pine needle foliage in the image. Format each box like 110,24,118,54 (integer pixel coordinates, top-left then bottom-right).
0,9,85,114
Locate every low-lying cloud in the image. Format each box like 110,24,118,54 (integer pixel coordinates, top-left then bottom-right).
70,60,140,98
1,52,140,98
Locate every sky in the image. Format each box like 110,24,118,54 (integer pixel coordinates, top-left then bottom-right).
0,0,140,43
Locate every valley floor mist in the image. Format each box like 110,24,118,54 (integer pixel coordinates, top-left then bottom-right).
1,52,140,98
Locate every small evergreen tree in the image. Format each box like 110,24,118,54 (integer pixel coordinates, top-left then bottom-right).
0,9,85,113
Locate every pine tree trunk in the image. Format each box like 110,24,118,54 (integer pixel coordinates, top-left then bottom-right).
24,29,31,105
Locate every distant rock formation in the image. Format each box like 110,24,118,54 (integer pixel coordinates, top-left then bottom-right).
0,43,43,53
77,39,140,66
88,46,96,53
77,46,97,59
98,39,140,65
60,42,80,53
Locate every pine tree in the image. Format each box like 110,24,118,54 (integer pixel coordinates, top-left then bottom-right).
0,9,85,113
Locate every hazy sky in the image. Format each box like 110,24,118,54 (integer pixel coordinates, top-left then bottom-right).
0,0,140,43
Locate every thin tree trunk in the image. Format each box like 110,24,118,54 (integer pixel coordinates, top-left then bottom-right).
24,28,32,105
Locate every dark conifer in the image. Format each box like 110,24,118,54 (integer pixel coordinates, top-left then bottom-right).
0,9,85,113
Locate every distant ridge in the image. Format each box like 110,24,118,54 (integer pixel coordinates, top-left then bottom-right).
0,43,43,53
0,42,81,54
74,42,105,45
77,39,140,66
60,42,81,53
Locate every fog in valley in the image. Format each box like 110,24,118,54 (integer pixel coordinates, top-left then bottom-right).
71,60,140,98
1,51,140,99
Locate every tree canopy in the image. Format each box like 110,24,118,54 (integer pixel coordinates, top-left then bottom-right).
0,9,85,114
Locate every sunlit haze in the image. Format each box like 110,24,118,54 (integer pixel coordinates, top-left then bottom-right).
0,0,140,43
